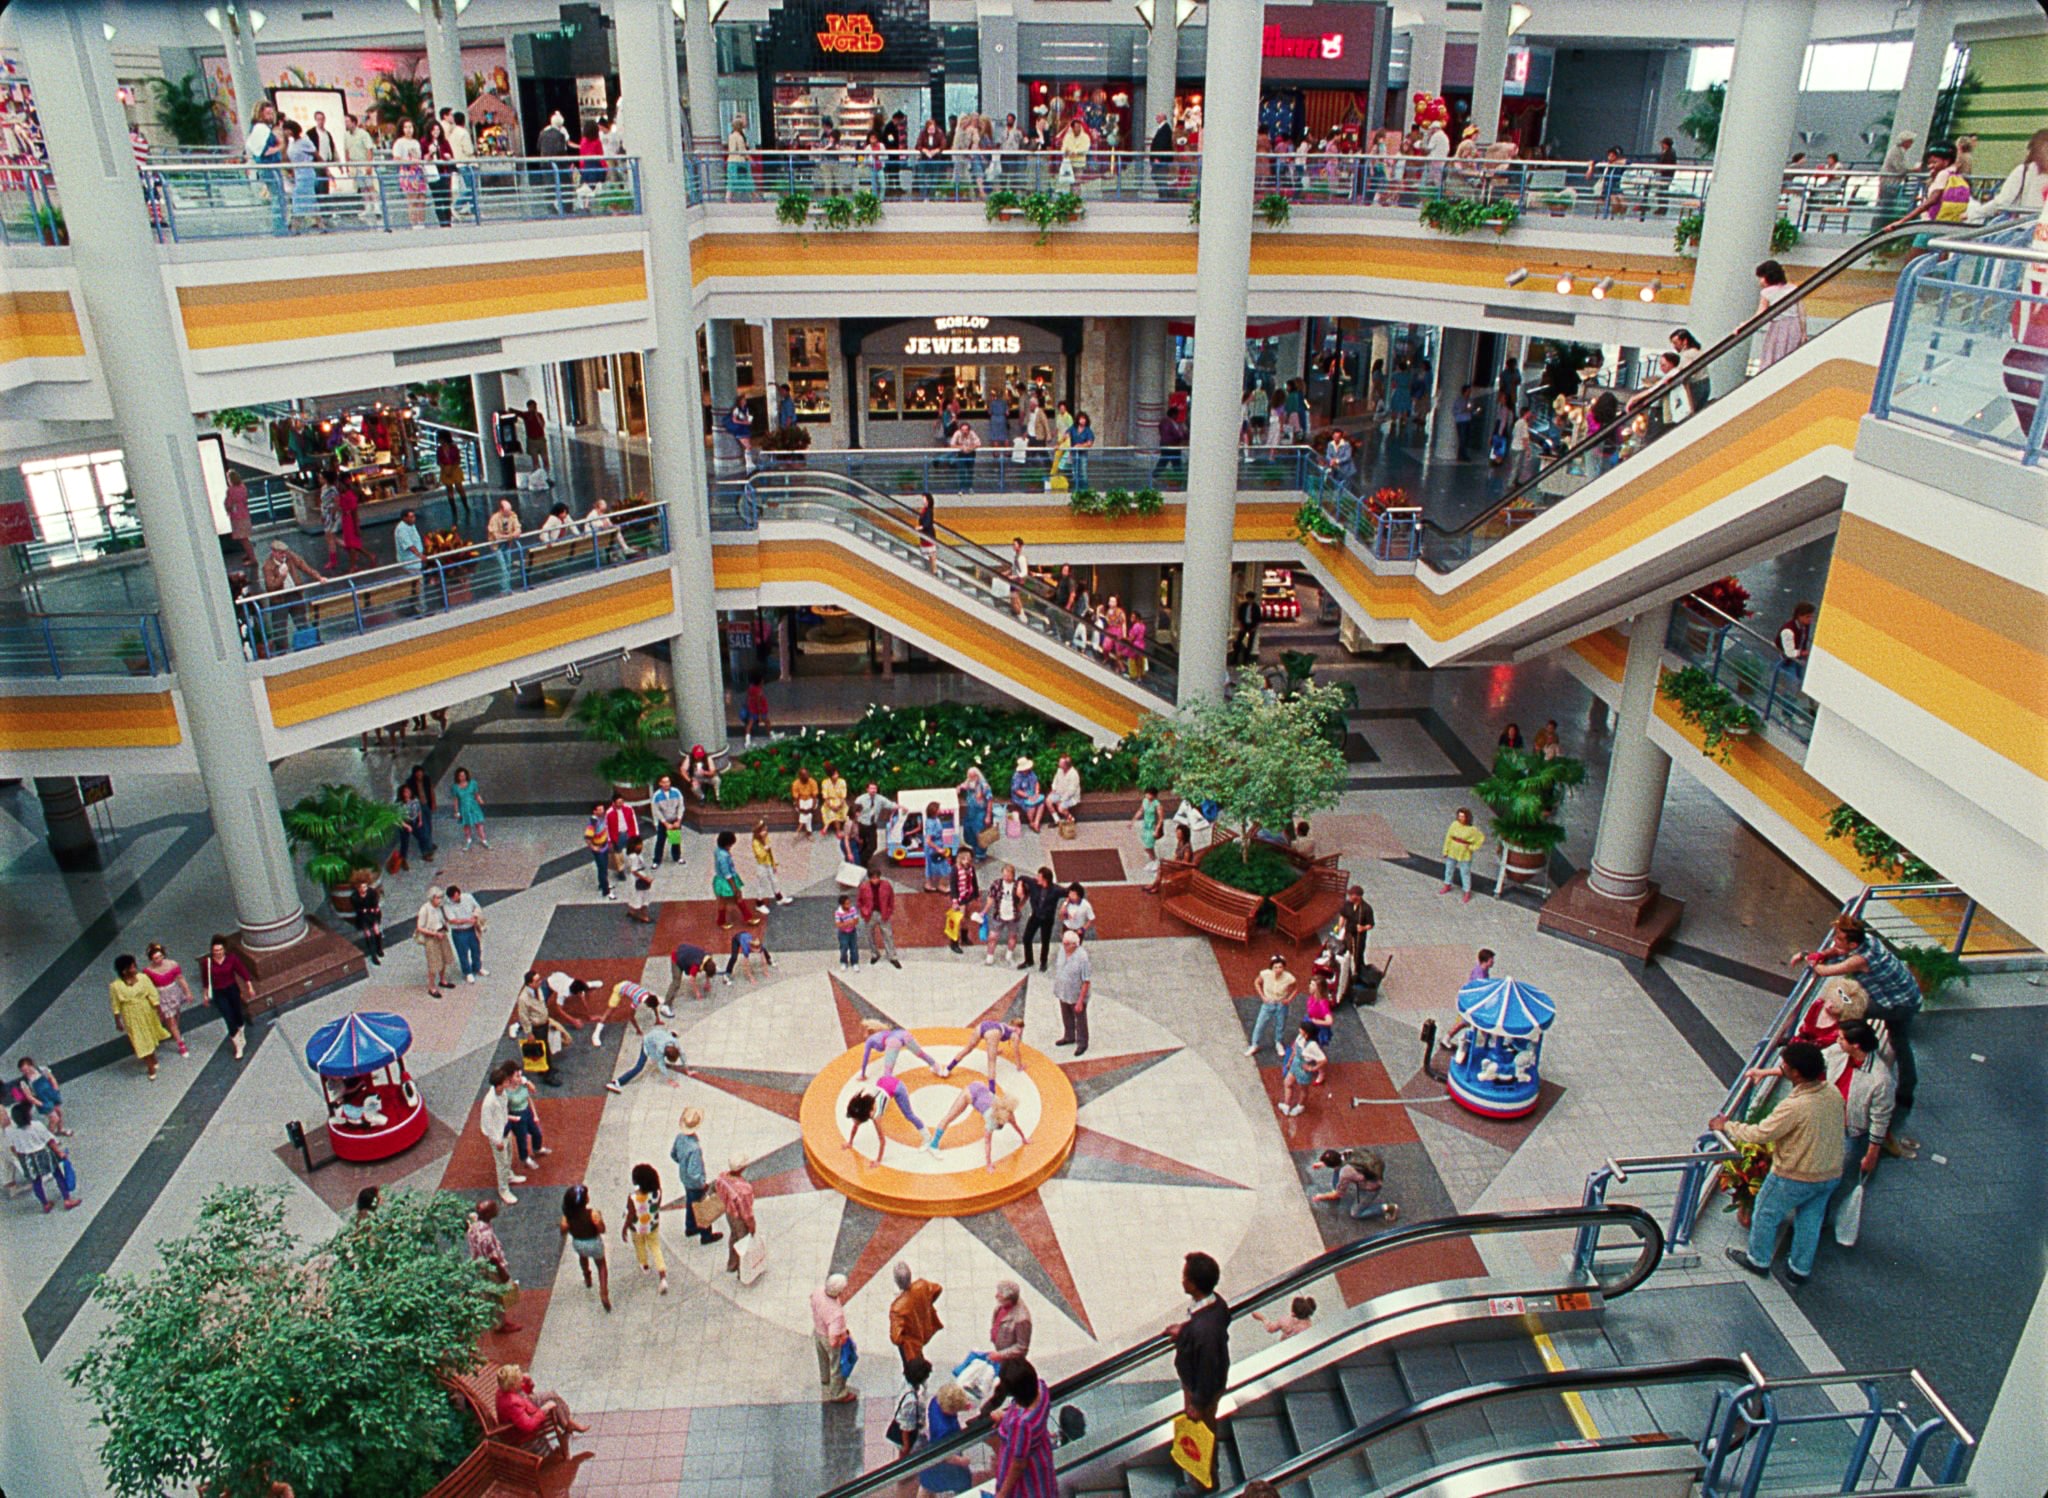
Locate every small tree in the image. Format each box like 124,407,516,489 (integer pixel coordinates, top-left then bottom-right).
1681,83,1724,157
1129,668,1347,862
572,685,677,790
67,1187,501,1498
1473,746,1587,853
149,73,222,147
283,783,404,888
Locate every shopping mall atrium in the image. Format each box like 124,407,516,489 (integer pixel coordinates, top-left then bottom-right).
0,0,2043,1495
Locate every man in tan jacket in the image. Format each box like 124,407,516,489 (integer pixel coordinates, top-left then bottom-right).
1712,1041,1844,1285
888,1259,944,1370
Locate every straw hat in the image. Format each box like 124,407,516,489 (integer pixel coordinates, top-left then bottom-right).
680,1106,704,1130
1016,756,1034,772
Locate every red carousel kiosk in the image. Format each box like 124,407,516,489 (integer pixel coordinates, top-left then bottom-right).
304,1011,430,1162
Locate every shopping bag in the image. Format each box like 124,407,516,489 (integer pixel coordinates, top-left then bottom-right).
1171,1413,1216,1487
1834,1180,1864,1247
1007,811,1023,838
735,1230,768,1284
952,1351,998,1402
836,860,866,887
837,1335,859,1379
943,908,965,943
691,1195,726,1230
978,825,1002,851
667,826,684,848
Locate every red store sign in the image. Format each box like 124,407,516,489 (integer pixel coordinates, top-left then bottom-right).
1263,26,1343,62
1257,2,1376,84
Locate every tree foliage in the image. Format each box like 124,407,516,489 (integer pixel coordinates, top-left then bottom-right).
149,73,222,147
1128,669,1348,859
67,1187,500,1498
1680,83,1724,157
1473,746,1586,853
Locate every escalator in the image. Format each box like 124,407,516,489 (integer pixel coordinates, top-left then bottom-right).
736,469,1176,741
1297,217,2024,665
816,1202,1976,1498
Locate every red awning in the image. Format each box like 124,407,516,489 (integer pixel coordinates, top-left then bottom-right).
1168,318,1303,339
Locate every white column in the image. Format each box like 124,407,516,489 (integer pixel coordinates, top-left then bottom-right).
1891,0,1957,158
978,0,1019,131
1690,0,1816,383
1177,0,1265,705
1132,316,1169,448
706,319,741,477
16,1,304,948
1431,326,1478,462
419,0,467,118
220,8,263,136
1407,24,1447,106
1587,602,1675,901
1143,6,1179,147
681,0,720,148
616,0,726,757
1468,0,1512,146
763,319,784,430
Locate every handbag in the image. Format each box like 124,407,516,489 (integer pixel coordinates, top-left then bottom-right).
691,1195,726,1230
977,824,1002,850
1171,1413,1216,1486
1834,1179,1865,1246
837,1336,859,1379
1058,820,1077,840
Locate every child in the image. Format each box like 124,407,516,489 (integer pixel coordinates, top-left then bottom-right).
1469,947,1496,982
622,1162,669,1296
891,1356,932,1458
6,1099,80,1213
1312,1147,1399,1223
504,1070,548,1166
791,766,820,838
1131,787,1162,875
1278,1024,1324,1117
834,893,861,970
739,674,773,747
1251,1295,1318,1339
452,766,489,851
724,927,773,984
16,1058,67,1137
751,819,793,906
624,837,653,924
921,802,950,894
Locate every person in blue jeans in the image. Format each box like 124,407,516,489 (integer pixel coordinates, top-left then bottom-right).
1245,955,1296,1057
1070,412,1095,489
606,1026,690,1094
834,894,862,969
1712,1041,1845,1286
584,804,613,898
670,1107,723,1244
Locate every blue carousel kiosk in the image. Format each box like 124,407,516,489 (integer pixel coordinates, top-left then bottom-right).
304,1011,429,1162
1445,978,1556,1120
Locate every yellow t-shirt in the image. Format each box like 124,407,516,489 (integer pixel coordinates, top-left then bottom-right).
1442,822,1486,862
751,833,776,868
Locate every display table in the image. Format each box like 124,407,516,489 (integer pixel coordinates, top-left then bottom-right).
289,460,420,534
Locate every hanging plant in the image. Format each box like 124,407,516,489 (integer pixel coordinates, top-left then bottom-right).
1659,665,1760,762
774,190,813,228
1257,193,1293,230
211,408,262,438
1823,803,1942,884
849,189,884,226
1019,190,1086,244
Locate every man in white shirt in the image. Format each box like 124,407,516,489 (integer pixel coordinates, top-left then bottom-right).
245,101,286,232
448,109,477,215
308,110,339,207
650,774,686,868
444,883,489,983
479,1064,523,1204
1047,754,1082,830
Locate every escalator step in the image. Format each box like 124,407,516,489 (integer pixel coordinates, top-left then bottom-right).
1284,1390,1375,1498
1230,1413,1294,1482
1337,1365,1429,1488
1391,1343,1496,1471
1452,1339,1580,1444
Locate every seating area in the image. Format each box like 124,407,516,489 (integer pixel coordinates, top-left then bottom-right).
441,1360,572,1460
1157,832,1342,944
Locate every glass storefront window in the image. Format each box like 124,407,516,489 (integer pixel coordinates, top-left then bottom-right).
903,367,946,417
867,370,898,415
786,324,831,422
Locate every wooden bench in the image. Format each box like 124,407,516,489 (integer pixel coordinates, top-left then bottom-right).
1157,857,1263,942
1273,858,1348,944
420,1441,545,1498
524,534,595,577
307,578,420,633
440,1362,570,1459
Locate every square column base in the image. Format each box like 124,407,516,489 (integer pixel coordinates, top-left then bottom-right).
1537,872,1684,961
232,919,367,1021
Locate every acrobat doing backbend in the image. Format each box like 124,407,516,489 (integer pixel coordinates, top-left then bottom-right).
843,1074,934,1164
859,1021,944,1080
942,1018,1025,1080
927,1078,1030,1173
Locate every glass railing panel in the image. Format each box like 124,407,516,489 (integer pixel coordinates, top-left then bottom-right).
0,165,64,247
1664,607,1817,742
236,504,668,658
745,444,1306,498
1872,230,2048,462
0,613,167,679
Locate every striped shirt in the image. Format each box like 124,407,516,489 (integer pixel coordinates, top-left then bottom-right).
993,1385,1057,1498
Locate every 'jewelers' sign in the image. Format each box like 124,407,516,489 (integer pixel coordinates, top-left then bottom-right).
904,319,1024,356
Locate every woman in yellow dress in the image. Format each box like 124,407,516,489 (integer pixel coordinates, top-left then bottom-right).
819,762,850,832
110,954,172,1081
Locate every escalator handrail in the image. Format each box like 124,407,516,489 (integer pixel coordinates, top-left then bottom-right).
741,470,1184,676
1214,1355,1751,1498
1419,215,2019,551
815,1202,1663,1498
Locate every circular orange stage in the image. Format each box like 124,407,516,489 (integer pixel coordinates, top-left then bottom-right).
800,1028,1078,1218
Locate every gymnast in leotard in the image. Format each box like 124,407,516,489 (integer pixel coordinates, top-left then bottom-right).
942,1018,1025,1080
926,1078,1030,1173
843,1074,933,1164
859,1020,944,1080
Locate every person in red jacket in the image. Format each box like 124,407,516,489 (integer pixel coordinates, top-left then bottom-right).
494,1362,587,1444
857,865,902,968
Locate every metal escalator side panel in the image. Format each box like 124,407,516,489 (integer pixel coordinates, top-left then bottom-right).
1369,1439,1702,1498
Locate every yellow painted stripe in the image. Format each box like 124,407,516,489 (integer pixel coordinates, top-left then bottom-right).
754,537,1146,738
0,692,182,750
0,290,87,362
177,252,648,350
263,572,673,727
1530,1331,1601,1441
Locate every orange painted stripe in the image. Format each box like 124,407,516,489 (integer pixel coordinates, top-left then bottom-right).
263,572,673,727
755,537,1147,738
0,290,86,362
0,692,182,749
177,252,648,349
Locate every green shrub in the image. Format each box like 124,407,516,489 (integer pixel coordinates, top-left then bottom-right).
1824,803,1943,884
1894,943,1971,1001
1292,499,1342,543
1675,210,1799,256
1473,746,1587,853
775,190,813,227
1659,665,1760,762
1134,488,1165,516
1418,197,1521,236
1198,839,1303,897
1257,192,1292,229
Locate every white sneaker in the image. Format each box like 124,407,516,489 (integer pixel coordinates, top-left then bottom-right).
590,1025,606,1047
465,975,477,985
478,968,490,978
499,1190,520,1204
509,1173,528,1184
1244,1043,1259,1056
984,953,995,966
658,1005,674,1019
778,894,794,905
722,974,734,986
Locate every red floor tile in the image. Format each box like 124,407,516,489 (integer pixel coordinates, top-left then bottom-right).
442,1094,607,1192
1336,1238,1488,1308
1206,931,1329,996
479,1286,549,1373
1261,1062,1419,1150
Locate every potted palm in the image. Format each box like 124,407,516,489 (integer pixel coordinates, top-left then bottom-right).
1473,746,1587,887
284,784,405,913
572,686,676,816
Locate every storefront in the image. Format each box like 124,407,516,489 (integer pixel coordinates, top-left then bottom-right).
1170,319,1307,400
850,316,1077,448
758,0,941,148
1255,1,1385,145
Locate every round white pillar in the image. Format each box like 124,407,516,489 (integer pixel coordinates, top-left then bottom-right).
681,0,721,148
1587,601,1677,901
419,0,467,119
1891,0,1957,160
1468,0,1513,145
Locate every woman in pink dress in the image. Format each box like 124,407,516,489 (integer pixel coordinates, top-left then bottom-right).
141,942,193,1058
1752,260,1807,370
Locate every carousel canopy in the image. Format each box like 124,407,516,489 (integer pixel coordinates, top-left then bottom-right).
305,1011,414,1078
1455,978,1556,1038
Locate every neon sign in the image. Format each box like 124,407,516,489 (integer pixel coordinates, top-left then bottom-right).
1261,26,1343,61
817,14,886,54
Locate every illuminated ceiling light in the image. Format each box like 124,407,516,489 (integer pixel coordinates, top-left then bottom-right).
1640,278,1662,302
405,0,474,13
1134,0,1157,25
1509,3,1533,36
102,22,117,39
1504,267,1529,287
1591,276,1615,300
1555,273,1574,294
204,4,265,32
670,0,732,20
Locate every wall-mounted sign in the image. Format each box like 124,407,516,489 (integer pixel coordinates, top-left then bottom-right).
901,316,1025,356
1257,1,1377,85
1262,27,1344,62
576,75,610,114
817,14,886,55
767,0,931,73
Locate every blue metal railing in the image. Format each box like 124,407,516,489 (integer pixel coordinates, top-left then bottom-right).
142,155,642,242
735,441,1320,500
1700,1355,1974,1495
0,612,167,679
1872,228,2048,466
1574,1136,1737,1276
1664,600,1817,742
236,501,670,658
0,165,64,247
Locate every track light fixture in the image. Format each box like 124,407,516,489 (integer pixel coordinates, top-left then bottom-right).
1591,276,1615,300
1640,278,1662,302
1504,267,1530,288
1555,273,1574,294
